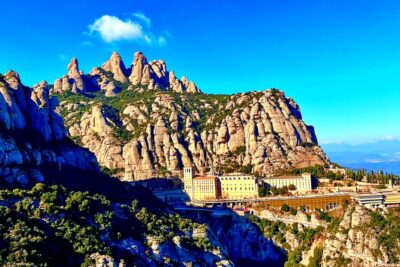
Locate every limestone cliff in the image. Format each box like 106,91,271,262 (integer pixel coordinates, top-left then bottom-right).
57,74,328,180
0,70,244,266
322,205,400,267
0,71,98,186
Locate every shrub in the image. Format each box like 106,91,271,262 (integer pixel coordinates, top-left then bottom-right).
288,184,297,191
281,204,291,212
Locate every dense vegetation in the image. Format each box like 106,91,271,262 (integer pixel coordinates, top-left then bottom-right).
346,169,399,184
367,209,400,263
277,165,399,184
0,183,216,266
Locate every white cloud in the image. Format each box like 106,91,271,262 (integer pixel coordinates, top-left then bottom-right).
384,136,395,141
88,14,166,46
132,12,151,27
89,15,148,43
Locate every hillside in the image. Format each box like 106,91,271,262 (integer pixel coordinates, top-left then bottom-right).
52,51,329,180
0,67,285,266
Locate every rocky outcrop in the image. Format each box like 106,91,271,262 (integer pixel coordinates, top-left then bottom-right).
259,209,326,228
128,51,200,93
52,51,201,96
101,51,128,83
62,89,328,180
0,71,98,186
206,214,286,266
53,58,85,94
1,71,66,142
322,205,399,267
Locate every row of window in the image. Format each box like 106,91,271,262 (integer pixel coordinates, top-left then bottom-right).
196,186,216,192
222,187,255,191
220,176,254,180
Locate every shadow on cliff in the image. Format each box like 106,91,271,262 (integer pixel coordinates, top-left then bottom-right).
178,211,287,267
1,127,166,212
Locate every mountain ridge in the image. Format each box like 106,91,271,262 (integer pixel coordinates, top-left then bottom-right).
52,51,201,97
47,51,329,180
1,51,330,182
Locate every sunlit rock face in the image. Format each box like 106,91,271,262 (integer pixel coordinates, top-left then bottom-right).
60,87,328,181
53,51,201,96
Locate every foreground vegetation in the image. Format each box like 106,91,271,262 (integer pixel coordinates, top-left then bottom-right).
0,183,216,266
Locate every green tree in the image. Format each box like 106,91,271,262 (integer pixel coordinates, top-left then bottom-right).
281,204,291,212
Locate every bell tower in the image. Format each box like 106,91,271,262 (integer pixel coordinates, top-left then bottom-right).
183,167,194,199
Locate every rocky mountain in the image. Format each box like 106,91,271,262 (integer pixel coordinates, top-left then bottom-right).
321,205,400,266
0,70,265,267
53,51,329,181
52,51,200,97
0,71,98,186
250,203,400,267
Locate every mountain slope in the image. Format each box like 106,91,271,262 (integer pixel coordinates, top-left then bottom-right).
0,71,99,186
53,51,329,180
2,70,285,267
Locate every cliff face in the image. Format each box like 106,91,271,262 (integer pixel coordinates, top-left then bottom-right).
208,215,286,266
322,205,400,267
0,71,98,186
0,70,235,266
54,51,328,180
1,51,329,182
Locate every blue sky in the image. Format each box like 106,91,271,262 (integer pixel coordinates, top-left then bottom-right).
0,0,399,145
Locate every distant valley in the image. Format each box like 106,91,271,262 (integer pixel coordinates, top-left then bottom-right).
323,140,400,174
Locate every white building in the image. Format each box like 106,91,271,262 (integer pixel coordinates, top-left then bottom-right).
263,173,312,192
354,194,385,208
183,168,258,200
219,173,259,199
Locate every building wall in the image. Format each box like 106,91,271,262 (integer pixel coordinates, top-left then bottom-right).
264,173,312,192
219,175,258,199
193,178,219,200
184,170,259,201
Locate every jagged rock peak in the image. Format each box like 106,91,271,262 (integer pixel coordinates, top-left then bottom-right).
67,57,79,74
4,70,21,81
52,57,85,94
126,51,201,93
101,51,128,83
0,71,67,142
129,51,150,85
53,51,201,96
